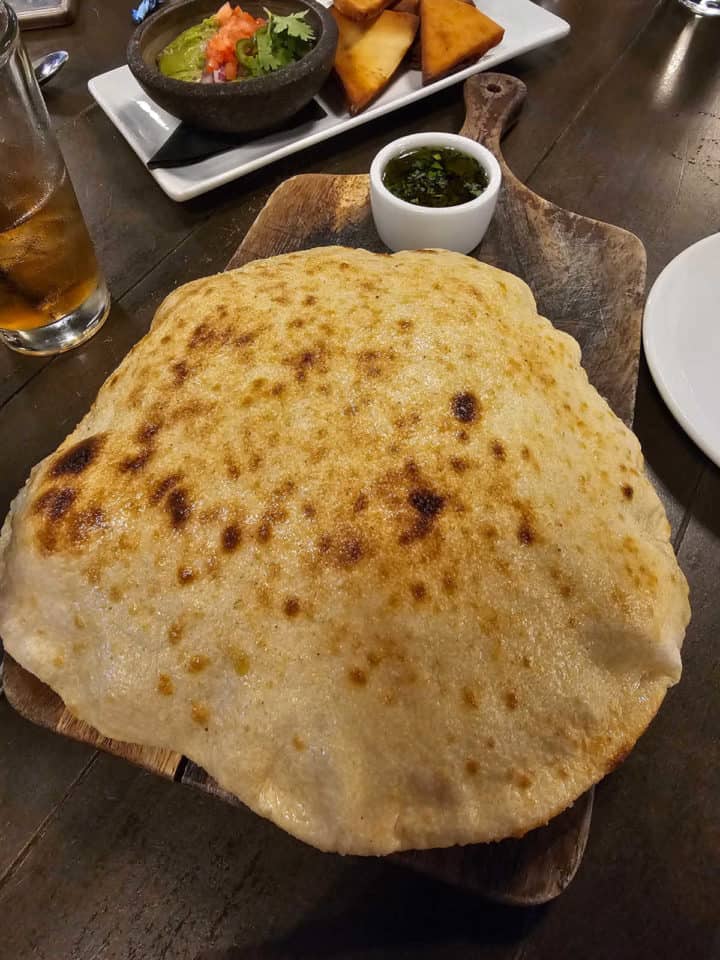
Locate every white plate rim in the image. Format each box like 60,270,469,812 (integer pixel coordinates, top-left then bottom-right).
88,0,569,201
643,231,720,468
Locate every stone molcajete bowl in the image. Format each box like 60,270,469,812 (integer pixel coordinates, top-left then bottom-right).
128,0,337,134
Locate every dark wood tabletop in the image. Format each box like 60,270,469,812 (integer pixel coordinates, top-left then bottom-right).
1,1,718,957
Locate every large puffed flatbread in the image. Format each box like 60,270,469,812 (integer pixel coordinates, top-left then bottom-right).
0,247,689,855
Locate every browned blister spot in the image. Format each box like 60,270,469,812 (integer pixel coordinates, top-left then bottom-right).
410,582,427,601
187,654,210,673
517,516,536,545
34,487,77,521
357,348,394,378
451,392,479,423
166,487,192,529
236,329,257,347
168,621,184,644
283,596,301,617
318,530,365,568
191,702,209,726
302,502,316,518
189,322,214,349
400,487,446,544
450,457,469,474
292,735,306,751
50,434,105,477
504,690,519,710
285,346,326,383
465,759,479,776
462,687,478,709
353,493,369,513
622,484,634,501
490,440,506,461
257,500,290,544
138,422,161,444
171,359,189,385
348,667,368,687
337,536,364,567
150,473,182,504
119,448,153,473
157,674,174,696
303,294,317,307
222,524,241,552
177,566,195,585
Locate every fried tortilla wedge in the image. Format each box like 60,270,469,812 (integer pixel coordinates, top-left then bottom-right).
332,7,419,114
333,0,393,21
420,0,504,84
399,0,473,70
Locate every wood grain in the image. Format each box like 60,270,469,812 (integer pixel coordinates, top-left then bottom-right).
3,657,181,778
3,72,646,907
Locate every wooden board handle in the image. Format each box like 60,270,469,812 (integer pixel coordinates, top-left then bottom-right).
459,73,527,160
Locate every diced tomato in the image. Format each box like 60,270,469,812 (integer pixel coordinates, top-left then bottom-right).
223,58,238,81
215,2,234,26
206,4,266,74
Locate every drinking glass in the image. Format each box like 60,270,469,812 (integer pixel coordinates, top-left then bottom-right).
677,0,720,16
0,0,110,355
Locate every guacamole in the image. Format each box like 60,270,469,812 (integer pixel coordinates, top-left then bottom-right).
157,3,315,84
157,16,218,82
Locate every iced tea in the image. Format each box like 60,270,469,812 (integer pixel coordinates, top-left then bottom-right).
0,172,101,332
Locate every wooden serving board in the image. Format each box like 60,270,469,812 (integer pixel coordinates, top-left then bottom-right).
3,73,646,906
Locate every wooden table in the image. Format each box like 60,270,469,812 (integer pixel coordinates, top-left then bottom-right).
1,1,717,956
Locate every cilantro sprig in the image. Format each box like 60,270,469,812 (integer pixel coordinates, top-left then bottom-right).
237,9,315,77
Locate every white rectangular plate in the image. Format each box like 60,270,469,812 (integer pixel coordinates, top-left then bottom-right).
88,0,568,202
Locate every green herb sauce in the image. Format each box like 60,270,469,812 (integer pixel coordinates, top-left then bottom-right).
382,146,489,208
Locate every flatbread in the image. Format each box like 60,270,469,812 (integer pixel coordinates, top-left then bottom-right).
0,247,689,855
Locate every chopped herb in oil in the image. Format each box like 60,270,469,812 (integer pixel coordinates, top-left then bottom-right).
382,146,489,208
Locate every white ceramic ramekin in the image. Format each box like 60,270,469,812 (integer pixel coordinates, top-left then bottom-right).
369,132,502,254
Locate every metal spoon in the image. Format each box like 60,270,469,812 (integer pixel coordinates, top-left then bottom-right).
33,50,69,87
